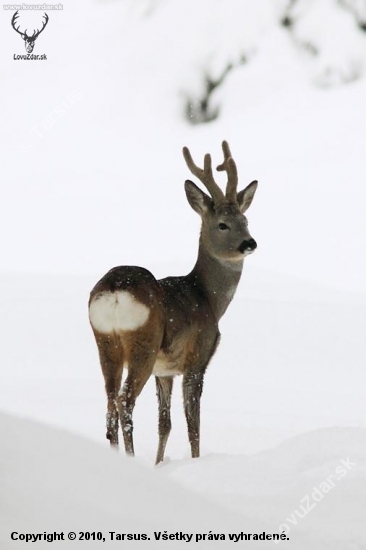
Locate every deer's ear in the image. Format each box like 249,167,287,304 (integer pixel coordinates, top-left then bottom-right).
237,180,258,213
185,180,212,216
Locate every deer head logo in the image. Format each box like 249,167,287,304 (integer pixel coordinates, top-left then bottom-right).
11,11,49,53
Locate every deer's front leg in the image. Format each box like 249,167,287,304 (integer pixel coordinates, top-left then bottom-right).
183,370,205,458
155,376,174,465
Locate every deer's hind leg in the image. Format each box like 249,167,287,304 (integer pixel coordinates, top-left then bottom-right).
117,329,162,457
94,331,124,447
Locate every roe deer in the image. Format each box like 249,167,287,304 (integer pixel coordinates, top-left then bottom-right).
89,141,258,464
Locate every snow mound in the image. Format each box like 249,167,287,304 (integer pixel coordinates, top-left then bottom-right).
0,412,267,549
2,413,365,549
162,427,366,548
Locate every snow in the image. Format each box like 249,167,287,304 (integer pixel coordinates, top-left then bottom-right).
2,413,366,549
0,412,264,548
2,412,366,548
1,0,366,547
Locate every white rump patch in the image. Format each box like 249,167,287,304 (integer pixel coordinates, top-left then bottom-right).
89,291,149,333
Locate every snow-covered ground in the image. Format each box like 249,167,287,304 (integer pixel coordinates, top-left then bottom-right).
2,412,366,549
1,0,366,547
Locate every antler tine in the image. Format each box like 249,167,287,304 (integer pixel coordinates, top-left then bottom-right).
33,12,49,39
216,140,232,168
11,11,24,36
183,146,225,204
216,140,238,202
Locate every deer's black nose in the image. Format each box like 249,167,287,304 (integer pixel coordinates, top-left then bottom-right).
239,238,257,253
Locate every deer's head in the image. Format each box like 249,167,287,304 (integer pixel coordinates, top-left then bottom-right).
11,11,49,53
183,141,258,263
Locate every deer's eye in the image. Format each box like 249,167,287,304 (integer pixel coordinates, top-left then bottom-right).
218,223,229,231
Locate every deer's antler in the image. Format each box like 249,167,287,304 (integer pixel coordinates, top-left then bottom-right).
216,140,238,203
11,11,25,38
183,146,225,204
11,11,49,41
32,12,49,40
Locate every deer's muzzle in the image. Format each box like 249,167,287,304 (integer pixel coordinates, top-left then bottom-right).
238,238,257,254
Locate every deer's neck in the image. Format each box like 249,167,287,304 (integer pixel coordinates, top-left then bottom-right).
190,242,243,321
